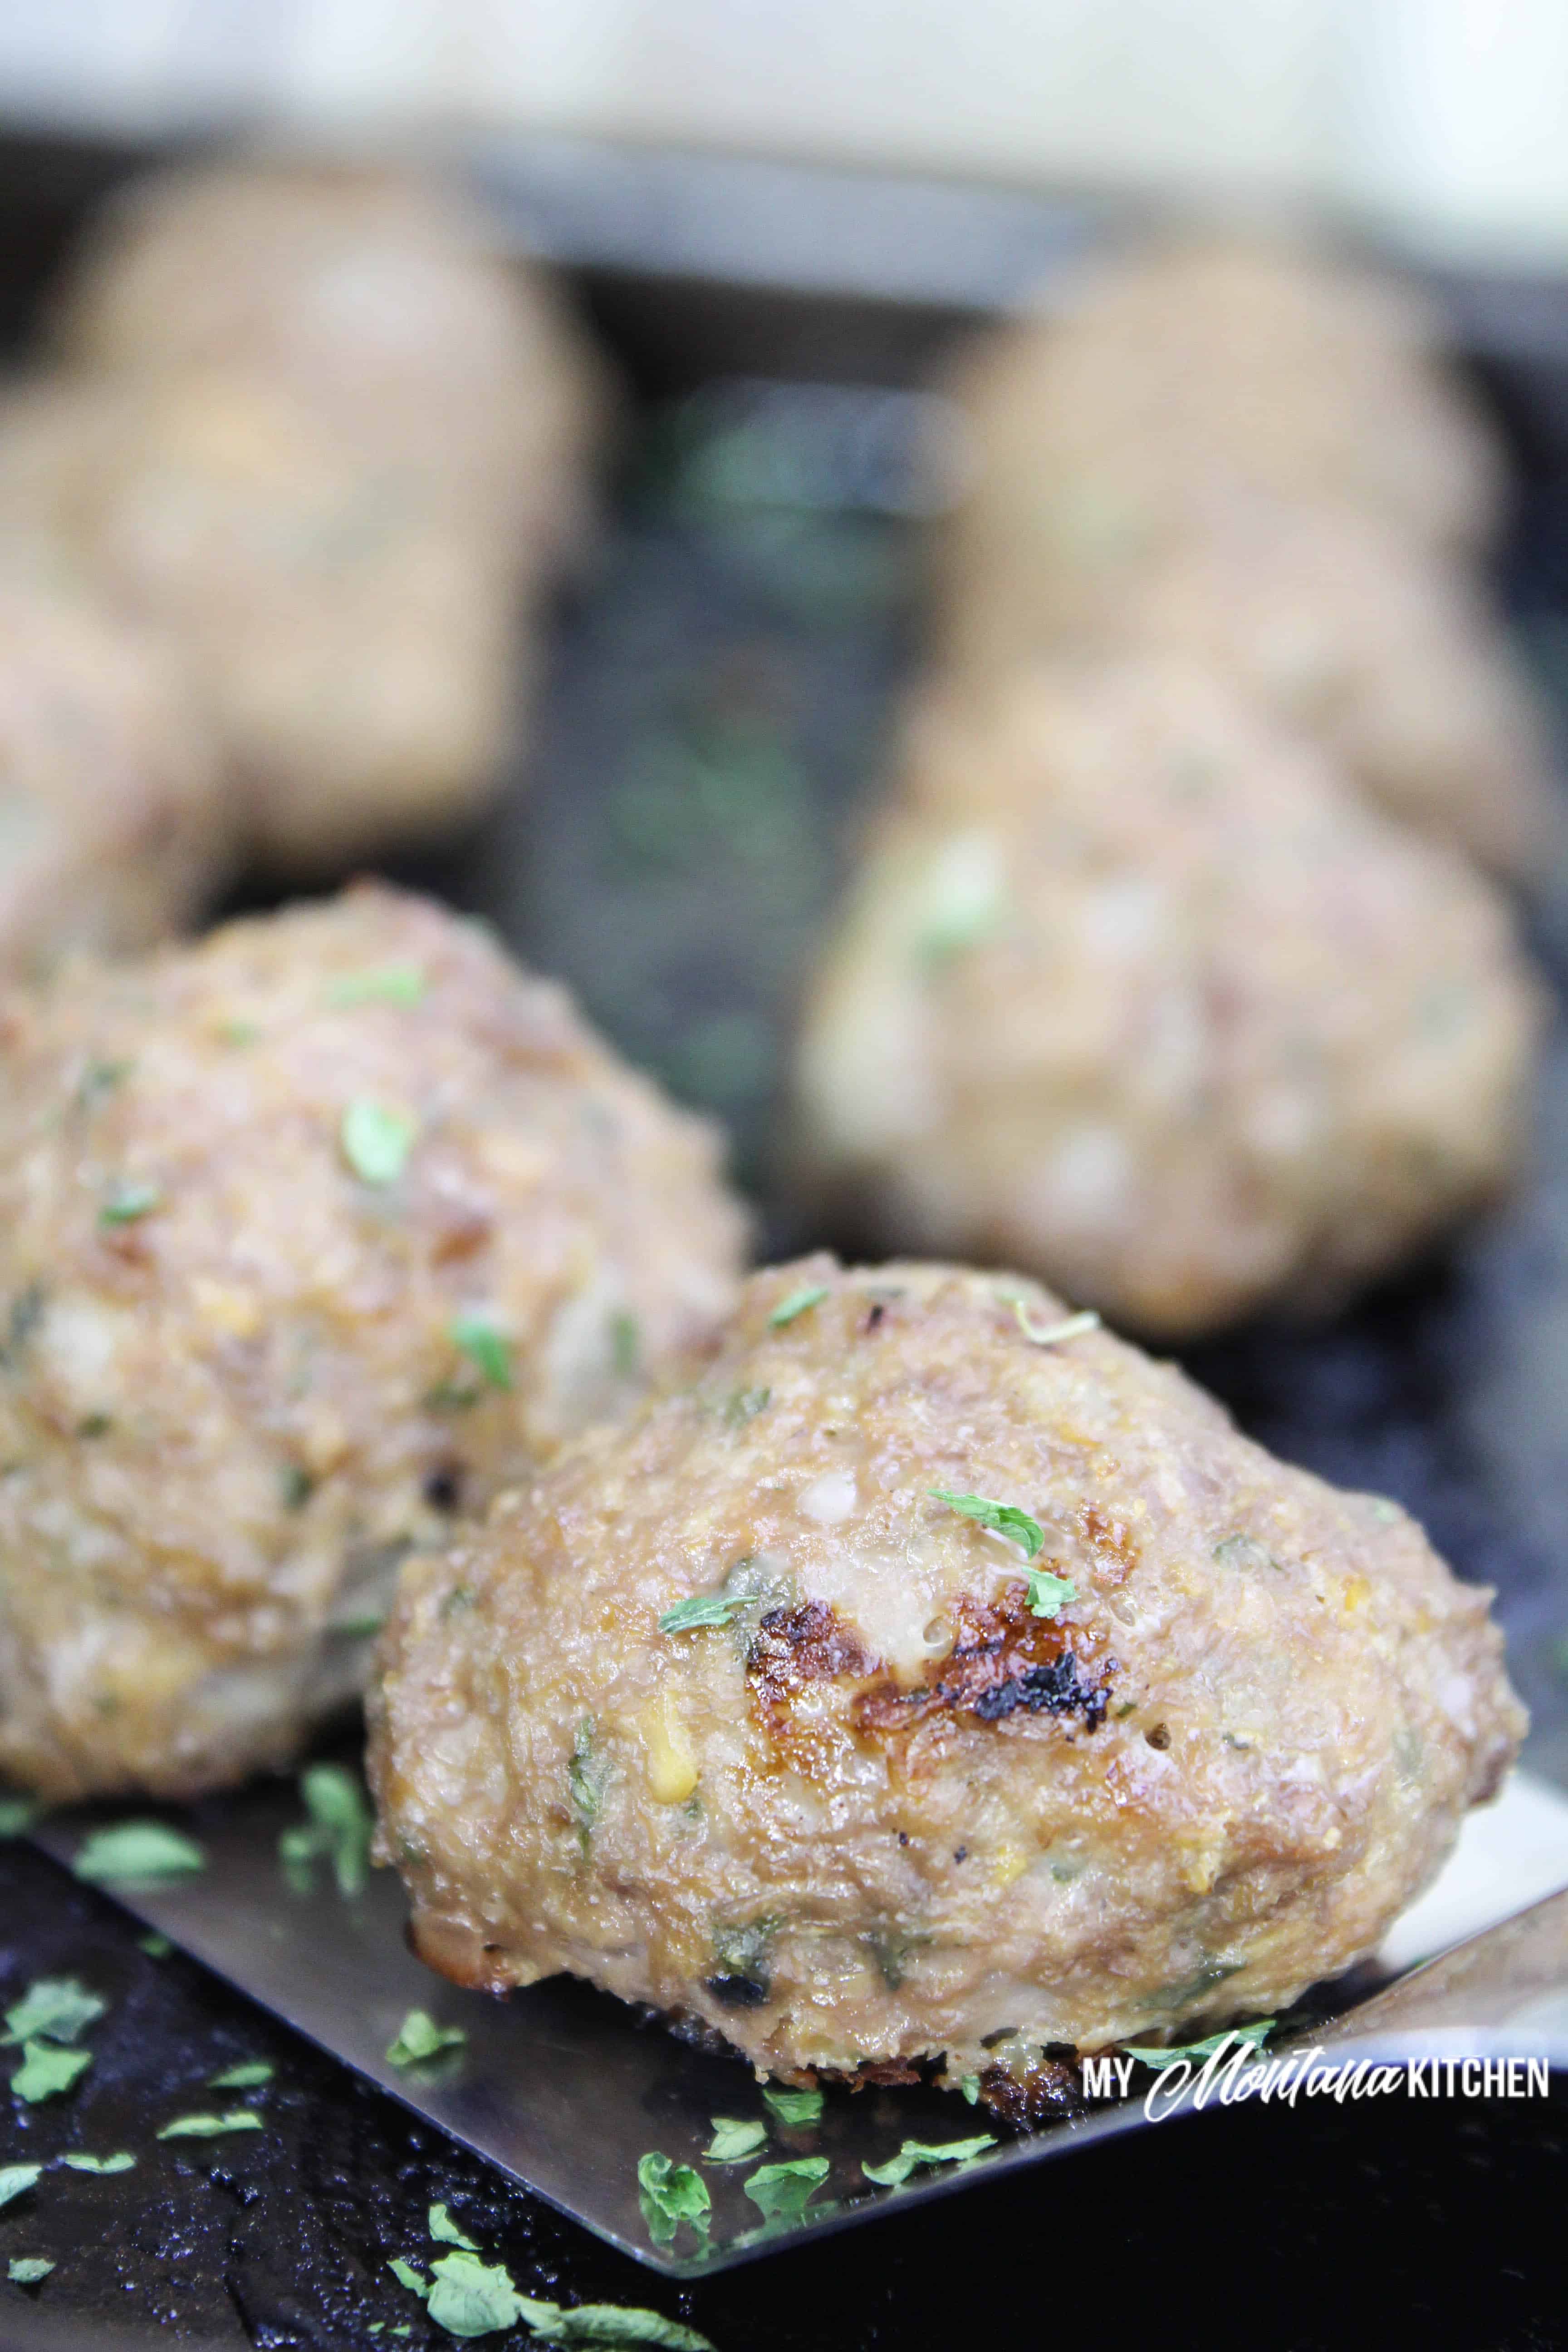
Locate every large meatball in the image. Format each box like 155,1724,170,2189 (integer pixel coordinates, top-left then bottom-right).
0,577,225,976
369,1258,1524,2107
48,159,607,552
937,233,1504,590
789,661,1542,1338
0,884,746,1800
939,495,1556,879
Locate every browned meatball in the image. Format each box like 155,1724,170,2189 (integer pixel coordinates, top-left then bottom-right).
48,159,607,552
789,660,1543,1338
937,232,1505,588
938,495,1556,880
369,1258,1524,2109
0,883,746,1800
0,576,225,975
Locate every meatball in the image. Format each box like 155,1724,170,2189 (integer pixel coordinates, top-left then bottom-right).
0,576,225,977
789,660,1543,1338
0,883,746,1800
74,367,531,869
939,499,1557,879
11,160,610,870
368,1257,1525,2106
47,159,608,553
936,233,1504,591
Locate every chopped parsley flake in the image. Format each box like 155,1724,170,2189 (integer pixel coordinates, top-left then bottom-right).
703,2117,767,2164
11,2043,91,2103
928,1489,1045,1558
137,1934,172,1959
959,2074,982,2105
610,1311,640,1379
861,2134,995,2186
328,964,426,1008
0,2165,40,2210
277,1763,373,1897
723,1385,770,1426
636,2151,710,2244
1024,1568,1077,1620
762,2087,822,2127
768,1283,829,1328
98,1183,161,1226
429,2202,479,2249
156,2110,263,2139
741,2155,830,2225
449,1315,513,1392
387,2257,427,2295
568,1718,608,1846
658,1592,744,1635
2,1977,105,2046
73,1821,206,1883
208,2061,273,2090
1012,1301,1101,1348
386,2010,466,2069
59,2151,135,2173
340,1097,416,1186
427,2249,527,2337
7,2258,52,2284
530,2310,715,2348
1122,2019,1275,2068
279,1464,315,1510
0,1798,39,1838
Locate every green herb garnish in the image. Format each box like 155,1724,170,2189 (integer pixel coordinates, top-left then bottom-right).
636,2151,711,2244
2,1977,105,2046
703,2117,767,2164
959,2073,981,2105
429,2201,479,2249
1024,1568,1077,1619
1012,1302,1100,1348
386,2010,466,2069
11,2042,91,2103
861,2134,995,2186
659,1592,745,1635
137,1933,172,1958
0,1798,39,1839
611,1311,640,1379
73,1821,205,1883
529,2310,715,2348
387,2257,427,2295
98,1183,161,1226
208,2061,272,2090
60,2151,135,2173
1122,2019,1275,2068
427,2250,522,2337
568,1718,608,1847
277,1762,373,1897
156,2110,263,2139
928,1489,1044,1558
279,1464,315,1510
741,2155,830,2225
0,2165,40,2209
340,1097,416,1186
768,1284,829,1329
328,964,426,1008
761,2087,822,2127
723,1386,770,1426
7,2258,52,2283
449,1315,513,1392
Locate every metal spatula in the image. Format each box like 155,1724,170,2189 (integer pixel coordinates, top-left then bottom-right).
29,1770,1568,2278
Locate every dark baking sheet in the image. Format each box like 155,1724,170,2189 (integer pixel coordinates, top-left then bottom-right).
3,122,1568,2347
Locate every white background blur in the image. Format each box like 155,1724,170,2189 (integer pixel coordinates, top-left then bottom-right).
0,0,1565,264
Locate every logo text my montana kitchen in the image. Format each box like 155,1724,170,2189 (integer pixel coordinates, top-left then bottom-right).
1083,2039,1551,2121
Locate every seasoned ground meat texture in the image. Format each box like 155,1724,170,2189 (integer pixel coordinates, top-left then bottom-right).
789,659,1543,1339
0,884,745,1800
0,576,225,975
7,160,609,871
938,497,1555,880
368,1259,1524,2108
936,233,1504,589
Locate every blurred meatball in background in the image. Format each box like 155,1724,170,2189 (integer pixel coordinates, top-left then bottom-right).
0,576,226,977
789,659,1544,1339
0,883,746,1802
